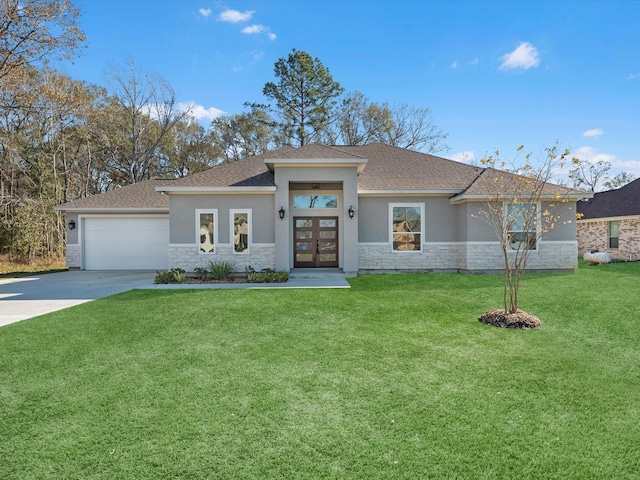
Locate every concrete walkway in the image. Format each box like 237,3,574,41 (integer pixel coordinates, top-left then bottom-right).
0,270,350,327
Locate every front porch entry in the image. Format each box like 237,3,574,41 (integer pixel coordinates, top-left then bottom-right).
293,217,339,268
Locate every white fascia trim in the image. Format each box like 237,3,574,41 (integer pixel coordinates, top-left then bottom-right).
265,158,368,174
358,190,460,197
156,186,276,194
578,215,640,223
55,207,169,212
450,194,587,204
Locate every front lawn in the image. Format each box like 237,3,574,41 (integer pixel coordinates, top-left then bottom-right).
1,262,638,479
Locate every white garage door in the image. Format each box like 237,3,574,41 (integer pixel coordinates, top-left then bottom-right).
83,217,169,270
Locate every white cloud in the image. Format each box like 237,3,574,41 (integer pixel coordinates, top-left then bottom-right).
499,42,540,70
198,8,212,17
469,58,479,66
451,61,459,69
582,128,603,138
242,24,276,40
219,9,253,23
242,24,264,34
571,146,640,185
572,146,616,165
626,72,640,80
178,101,224,121
451,151,476,164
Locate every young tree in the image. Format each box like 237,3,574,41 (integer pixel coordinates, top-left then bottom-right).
474,145,582,327
248,49,344,146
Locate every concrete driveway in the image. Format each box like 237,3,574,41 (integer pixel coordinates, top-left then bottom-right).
0,271,155,327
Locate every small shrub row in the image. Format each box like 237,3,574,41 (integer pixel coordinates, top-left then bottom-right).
154,262,289,284
247,268,289,283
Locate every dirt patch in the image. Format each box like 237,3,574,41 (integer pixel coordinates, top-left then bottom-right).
478,309,541,329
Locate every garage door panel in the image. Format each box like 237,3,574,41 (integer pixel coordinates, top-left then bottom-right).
84,217,169,270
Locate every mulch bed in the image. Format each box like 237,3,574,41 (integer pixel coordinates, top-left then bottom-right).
180,276,251,284
478,309,542,329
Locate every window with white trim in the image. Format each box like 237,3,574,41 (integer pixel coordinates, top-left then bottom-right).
390,203,424,251
196,209,217,254
506,203,537,250
609,221,619,248
231,210,251,254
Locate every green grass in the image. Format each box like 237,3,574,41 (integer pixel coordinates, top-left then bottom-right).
1,262,639,479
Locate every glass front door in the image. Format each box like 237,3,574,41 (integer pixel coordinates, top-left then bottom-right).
294,217,339,268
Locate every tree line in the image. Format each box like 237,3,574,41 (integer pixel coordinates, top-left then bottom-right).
0,2,449,263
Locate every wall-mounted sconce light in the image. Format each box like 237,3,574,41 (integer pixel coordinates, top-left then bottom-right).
68,219,76,230
348,206,356,219
278,206,286,220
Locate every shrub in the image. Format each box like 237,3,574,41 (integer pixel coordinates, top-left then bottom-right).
155,268,186,284
194,267,209,280
208,260,236,280
154,271,174,284
171,268,186,283
247,268,289,283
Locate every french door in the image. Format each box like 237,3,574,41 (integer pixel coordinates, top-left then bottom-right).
294,217,339,268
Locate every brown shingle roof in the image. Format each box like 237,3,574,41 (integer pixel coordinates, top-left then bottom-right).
335,144,482,191
56,143,591,211
577,177,640,219
457,167,588,199
56,179,171,210
167,156,274,188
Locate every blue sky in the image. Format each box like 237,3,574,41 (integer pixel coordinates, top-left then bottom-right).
64,0,640,180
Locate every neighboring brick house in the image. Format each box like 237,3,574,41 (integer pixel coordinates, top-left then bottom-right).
57,143,588,275
576,177,640,261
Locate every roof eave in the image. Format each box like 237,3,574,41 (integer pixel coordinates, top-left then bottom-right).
578,214,640,222
450,193,591,204
358,189,461,196
264,158,368,174
54,206,169,213
156,186,277,194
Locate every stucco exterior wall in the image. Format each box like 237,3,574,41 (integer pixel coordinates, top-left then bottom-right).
169,194,275,245
577,218,640,260
274,166,359,274
358,196,459,243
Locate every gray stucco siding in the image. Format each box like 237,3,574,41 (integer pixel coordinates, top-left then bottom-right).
357,196,459,243
169,194,275,244
541,201,578,241
459,201,579,243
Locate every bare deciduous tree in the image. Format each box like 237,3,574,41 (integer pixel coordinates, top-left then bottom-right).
98,60,191,184
473,145,581,318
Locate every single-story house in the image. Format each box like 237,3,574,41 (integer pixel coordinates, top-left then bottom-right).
577,177,640,261
57,143,588,275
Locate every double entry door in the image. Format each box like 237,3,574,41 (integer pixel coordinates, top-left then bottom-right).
294,217,339,268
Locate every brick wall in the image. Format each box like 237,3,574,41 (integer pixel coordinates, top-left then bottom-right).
577,219,640,260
